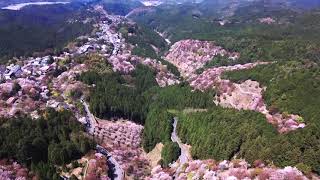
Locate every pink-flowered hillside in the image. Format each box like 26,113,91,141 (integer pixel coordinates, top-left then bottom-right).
148,159,308,180
165,40,305,133
165,39,239,77
93,119,151,179
0,160,33,180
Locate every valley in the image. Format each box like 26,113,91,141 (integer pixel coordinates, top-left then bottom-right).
0,0,320,180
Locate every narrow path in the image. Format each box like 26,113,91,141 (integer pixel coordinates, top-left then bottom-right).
171,117,192,164
80,96,124,180
96,145,125,180
80,97,98,134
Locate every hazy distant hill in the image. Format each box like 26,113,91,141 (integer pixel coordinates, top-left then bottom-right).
0,2,93,60
0,0,70,7
198,0,320,10
0,0,97,8
280,0,320,9
97,0,144,15
2,0,319,9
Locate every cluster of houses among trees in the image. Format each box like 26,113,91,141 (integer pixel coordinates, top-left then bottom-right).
1,1,320,179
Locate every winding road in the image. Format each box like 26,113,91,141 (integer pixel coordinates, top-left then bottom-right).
171,117,192,164
80,97,98,134
96,145,125,180
80,97,124,180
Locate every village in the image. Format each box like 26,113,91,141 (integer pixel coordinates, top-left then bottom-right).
0,4,180,118
0,5,140,179
0,4,180,179
0,3,311,180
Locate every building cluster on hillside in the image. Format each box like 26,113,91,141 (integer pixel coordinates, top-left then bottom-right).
0,55,59,118
92,6,180,87
0,4,175,180
0,47,94,118
73,6,180,88
0,6,130,119
0,5,154,179
0,56,55,81
0,3,309,179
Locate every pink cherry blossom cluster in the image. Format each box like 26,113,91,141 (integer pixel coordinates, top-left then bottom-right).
93,120,151,179
142,58,180,87
188,62,305,133
165,39,239,77
0,79,45,118
85,153,110,180
148,159,308,180
107,53,137,74
259,17,276,24
0,159,32,180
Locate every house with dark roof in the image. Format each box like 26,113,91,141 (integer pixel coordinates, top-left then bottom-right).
4,65,23,79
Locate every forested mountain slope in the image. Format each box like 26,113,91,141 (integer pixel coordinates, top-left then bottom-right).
97,0,144,15
0,0,69,7
0,1,320,179
131,2,320,65
0,2,93,62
